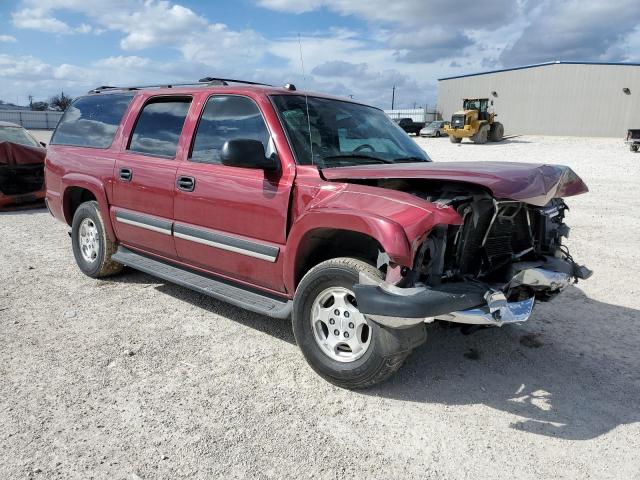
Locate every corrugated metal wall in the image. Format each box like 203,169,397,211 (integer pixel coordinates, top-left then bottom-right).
437,63,640,137
0,110,63,130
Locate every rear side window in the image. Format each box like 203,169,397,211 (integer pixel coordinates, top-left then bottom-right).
190,96,270,164
51,93,134,148
128,97,191,158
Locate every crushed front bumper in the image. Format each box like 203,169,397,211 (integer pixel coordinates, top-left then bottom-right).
353,259,591,328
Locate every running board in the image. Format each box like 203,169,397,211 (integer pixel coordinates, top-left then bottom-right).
112,247,292,319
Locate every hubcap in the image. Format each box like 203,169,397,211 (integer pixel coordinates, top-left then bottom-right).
78,218,99,263
310,286,371,363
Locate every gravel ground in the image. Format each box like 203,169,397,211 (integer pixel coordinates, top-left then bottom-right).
1,134,639,479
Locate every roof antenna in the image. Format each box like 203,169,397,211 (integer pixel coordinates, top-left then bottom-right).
297,33,306,82
298,33,314,166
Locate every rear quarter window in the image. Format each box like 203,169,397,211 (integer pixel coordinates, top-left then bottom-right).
51,93,134,148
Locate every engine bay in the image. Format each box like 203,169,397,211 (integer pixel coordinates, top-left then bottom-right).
353,178,588,302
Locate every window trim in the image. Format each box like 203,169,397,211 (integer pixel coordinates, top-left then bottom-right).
187,93,276,165
267,94,302,166
125,95,193,160
50,93,135,150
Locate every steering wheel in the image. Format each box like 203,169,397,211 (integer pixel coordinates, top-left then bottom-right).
354,144,376,153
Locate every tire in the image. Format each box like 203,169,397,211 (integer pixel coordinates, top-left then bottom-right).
490,122,504,142
71,200,123,278
435,131,441,138
631,144,639,152
473,125,489,144
292,258,426,389
450,135,462,143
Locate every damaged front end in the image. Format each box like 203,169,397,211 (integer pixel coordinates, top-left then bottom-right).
353,191,592,329
0,141,46,208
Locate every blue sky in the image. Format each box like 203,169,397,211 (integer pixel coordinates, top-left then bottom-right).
1,0,639,109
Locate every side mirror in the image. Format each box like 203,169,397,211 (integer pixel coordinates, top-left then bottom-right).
40,141,47,148
220,139,279,172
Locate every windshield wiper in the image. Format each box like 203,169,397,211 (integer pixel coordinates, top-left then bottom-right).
392,156,430,163
320,154,396,165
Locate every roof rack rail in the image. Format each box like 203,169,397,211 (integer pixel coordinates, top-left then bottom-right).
88,77,273,94
198,77,273,86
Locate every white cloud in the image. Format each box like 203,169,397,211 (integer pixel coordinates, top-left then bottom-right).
500,0,640,65
0,35,17,42
12,7,72,33
75,23,92,34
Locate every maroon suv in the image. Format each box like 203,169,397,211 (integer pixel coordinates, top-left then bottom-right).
45,78,591,388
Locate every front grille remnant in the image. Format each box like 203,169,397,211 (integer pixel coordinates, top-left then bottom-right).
483,203,533,271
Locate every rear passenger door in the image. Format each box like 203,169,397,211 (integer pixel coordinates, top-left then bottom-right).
111,95,192,259
173,94,293,293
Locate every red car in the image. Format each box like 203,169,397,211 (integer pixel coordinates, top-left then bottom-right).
0,121,46,208
45,79,591,388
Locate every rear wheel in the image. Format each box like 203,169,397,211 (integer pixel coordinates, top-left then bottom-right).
490,122,504,142
631,144,639,152
449,135,462,143
71,201,122,278
292,258,426,389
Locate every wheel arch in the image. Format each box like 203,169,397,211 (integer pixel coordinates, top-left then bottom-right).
284,212,415,293
291,228,384,290
61,174,115,242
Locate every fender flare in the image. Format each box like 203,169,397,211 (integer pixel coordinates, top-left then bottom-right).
61,173,116,242
283,209,414,293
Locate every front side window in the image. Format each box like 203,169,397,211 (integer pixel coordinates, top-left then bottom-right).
190,95,270,164
128,97,191,158
271,95,430,167
51,93,134,148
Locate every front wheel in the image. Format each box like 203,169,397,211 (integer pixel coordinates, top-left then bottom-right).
631,144,639,152
292,258,426,389
435,131,441,138
450,135,462,143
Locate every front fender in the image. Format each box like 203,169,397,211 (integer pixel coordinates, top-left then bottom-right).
61,173,116,242
284,183,462,292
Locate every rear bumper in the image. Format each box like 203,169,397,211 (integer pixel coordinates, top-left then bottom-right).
354,259,591,328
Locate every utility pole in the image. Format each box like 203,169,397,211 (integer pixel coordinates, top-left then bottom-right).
391,85,395,110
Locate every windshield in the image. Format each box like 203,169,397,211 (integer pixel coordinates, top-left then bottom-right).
0,126,40,147
427,121,441,128
271,95,430,167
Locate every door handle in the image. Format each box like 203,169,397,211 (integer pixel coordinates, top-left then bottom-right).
119,167,132,182
177,176,195,192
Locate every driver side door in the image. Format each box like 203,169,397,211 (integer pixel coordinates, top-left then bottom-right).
173,94,293,293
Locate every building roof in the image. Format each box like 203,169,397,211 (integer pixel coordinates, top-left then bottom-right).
438,61,640,81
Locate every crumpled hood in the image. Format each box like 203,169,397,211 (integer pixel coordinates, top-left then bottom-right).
321,161,588,206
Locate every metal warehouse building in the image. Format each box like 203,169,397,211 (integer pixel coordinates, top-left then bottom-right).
437,61,640,137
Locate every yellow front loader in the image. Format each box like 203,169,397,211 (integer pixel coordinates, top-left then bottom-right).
443,98,504,144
